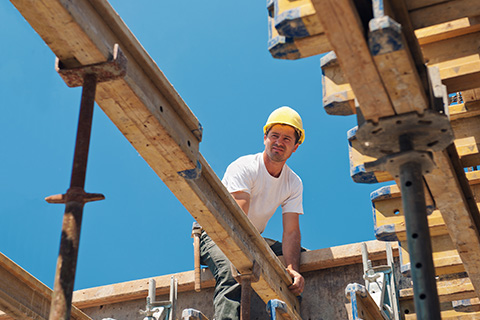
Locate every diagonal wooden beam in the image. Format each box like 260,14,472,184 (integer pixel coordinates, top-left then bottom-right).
8,0,301,318
424,146,480,299
311,0,395,123
0,252,91,320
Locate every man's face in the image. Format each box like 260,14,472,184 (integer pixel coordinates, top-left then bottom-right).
264,124,299,163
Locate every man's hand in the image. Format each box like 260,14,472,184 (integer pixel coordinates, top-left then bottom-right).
286,266,304,296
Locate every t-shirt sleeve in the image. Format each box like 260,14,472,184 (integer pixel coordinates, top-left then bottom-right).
282,177,303,215
222,159,254,194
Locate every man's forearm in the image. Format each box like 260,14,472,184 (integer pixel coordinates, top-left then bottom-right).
282,229,304,295
282,230,301,272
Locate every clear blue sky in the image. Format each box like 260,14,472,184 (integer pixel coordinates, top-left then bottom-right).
1,1,385,290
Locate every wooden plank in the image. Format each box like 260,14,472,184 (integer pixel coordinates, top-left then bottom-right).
349,106,480,183
311,0,395,123
297,240,399,273
401,301,480,320
399,234,465,276
452,114,480,167
9,0,302,319
268,14,331,60
400,274,476,304
372,194,447,242
449,99,480,121
417,28,480,93
2,240,398,313
320,52,356,116
320,19,480,117
408,0,480,30
369,15,428,115
415,16,480,45
405,0,448,11
439,57,480,93
370,184,463,275
69,240,397,309
272,0,325,38
424,147,480,299
452,297,480,312
268,32,332,60
0,252,92,320
462,89,480,102
71,269,216,310
422,31,480,66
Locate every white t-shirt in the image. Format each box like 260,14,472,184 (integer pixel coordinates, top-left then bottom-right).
222,152,303,233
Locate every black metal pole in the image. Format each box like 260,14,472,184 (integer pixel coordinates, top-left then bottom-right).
49,73,97,320
241,276,252,320
400,160,441,319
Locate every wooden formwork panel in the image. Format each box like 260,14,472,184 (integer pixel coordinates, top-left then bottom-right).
348,99,480,184
400,274,477,319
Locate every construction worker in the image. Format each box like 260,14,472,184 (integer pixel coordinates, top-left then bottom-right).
200,106,305,320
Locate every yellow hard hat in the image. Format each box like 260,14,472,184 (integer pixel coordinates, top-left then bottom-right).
263,106,305,144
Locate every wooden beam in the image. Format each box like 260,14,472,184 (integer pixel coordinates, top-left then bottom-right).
400,274,476,304
0,240,398,317
369,13,428,115
421,31,480,82
449,99,480,121
267,0,333,60
424,146,480,299
451,113,480,167
399,275,478,318
320,18,480,117
311,0,395,123
438,56,480,93
9,0,301,318
404,0,447,11
0,252,91,320
349,103,480,183
297,240,398,273
415,16,480,45
71,269,216,311
271,0,325,38
408,0,480,30
320,52,356,116
401,301,480,320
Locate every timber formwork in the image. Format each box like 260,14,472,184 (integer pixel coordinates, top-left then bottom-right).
3,0,480,319
294,0,480,318
0,241,402,320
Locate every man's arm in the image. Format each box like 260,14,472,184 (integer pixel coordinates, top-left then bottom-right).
231,191,250,215
282,212,304,296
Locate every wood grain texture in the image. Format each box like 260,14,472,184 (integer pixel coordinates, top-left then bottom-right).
9,0,302,318
424,147,480,298
311,0,395,122
409,0,480,30
0,252,91,320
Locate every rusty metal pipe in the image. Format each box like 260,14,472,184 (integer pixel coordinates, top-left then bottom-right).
240,276,252,320
49,73,98,320
70,73,97,189
49,199,85,320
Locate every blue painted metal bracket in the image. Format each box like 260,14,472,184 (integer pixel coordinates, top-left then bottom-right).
181,308,209,320
178,160,202,180
452,298,480,312
275,7,310,38
266,299,288,320
345,283,367,320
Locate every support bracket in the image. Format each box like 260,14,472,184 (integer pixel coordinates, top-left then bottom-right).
55,43,127,88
